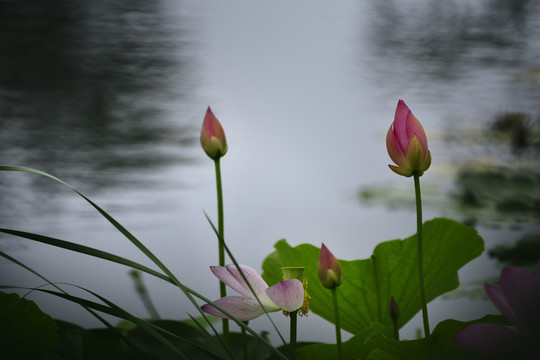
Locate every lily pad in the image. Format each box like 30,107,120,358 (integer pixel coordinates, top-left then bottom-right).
261,218,484,334
363,315,508,360
295,315,506,360
296,322,393,360
0,291,59,359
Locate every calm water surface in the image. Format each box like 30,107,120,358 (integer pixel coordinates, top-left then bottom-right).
1,0,539,343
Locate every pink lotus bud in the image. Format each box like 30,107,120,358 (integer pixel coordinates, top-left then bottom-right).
201,106,228,160
386,100,431,177
317,243,342,289
388,296,399,322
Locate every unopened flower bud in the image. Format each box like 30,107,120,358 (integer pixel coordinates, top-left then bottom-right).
201,106,228,160
386,100,431,177
388,296,399,322
317,243,343,289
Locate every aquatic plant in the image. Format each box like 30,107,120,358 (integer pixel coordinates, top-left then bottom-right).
3,102,536,359
454,260,540,359
201,264,304,321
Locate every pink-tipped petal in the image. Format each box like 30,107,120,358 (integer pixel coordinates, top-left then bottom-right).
210,266,251,298
265,279,304,312
319,243,333,269
201,107,227,159
499,266,540,334
454,323,527,359
201,296,279,322
318,243,343,289
393,100,410,150
485,283,520,328
386,100,430,177
386,124,408,167
405,110,428,150
388,297,399,321
225,264,274,305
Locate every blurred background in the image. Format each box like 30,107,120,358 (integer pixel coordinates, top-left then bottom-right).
1,0,539,344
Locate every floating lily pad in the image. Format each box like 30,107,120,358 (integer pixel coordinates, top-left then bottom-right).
261,218,484,334
295,315,507,360
488,233,540,267
0,291,59,359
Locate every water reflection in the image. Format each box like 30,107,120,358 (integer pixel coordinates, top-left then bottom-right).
360,109,540,271
0,0,202,229
0,0,198,192
0,0,539,342
361,0,540,269
368,0,539,81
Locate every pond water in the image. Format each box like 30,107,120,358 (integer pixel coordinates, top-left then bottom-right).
1,0,539,344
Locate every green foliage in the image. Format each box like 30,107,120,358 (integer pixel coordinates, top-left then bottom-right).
261,218,484,333
0,291,59,359
295,315,506,360
48,319,274,360
52,320,137,360
116,315,219,331
296,322,393,360
0,166,492,359
0,166,287,360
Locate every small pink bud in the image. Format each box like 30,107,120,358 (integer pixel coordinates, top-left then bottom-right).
317,243,343,289
386,100,431,177
388,296,399,322
201,106,228,160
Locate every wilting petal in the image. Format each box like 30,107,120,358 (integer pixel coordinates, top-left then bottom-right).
201,296,279,322
454,323,530,360
265,280,304,312
499,266,540,335
224,264,275,306
210,266,251,298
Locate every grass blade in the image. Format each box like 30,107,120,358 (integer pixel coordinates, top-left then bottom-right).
0,228,172,283
203,211,289,349
0,165,235,358
0,250,152,359
0,166,287,359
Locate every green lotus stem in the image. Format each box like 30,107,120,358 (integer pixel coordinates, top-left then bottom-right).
331,288,342,360
214,158,229,343
414,172,431,348
392,318,399,341
242,321,248,360
129,270,160,319
290,310,298,360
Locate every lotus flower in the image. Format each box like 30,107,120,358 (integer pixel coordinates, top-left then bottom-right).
201,264,304,321
386,100,431,177
453,259,540,359
317,243,343,289
201,106,228,160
